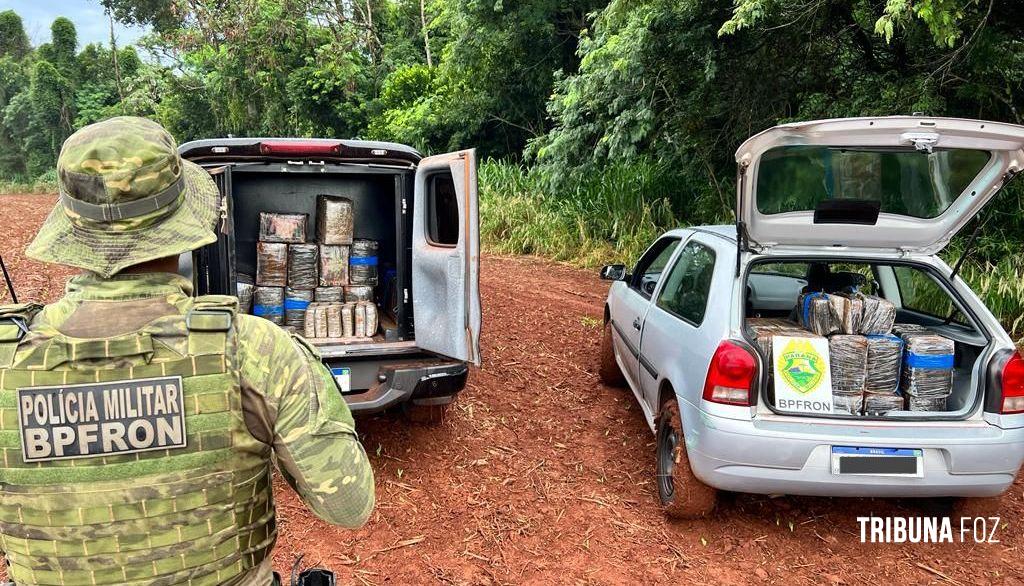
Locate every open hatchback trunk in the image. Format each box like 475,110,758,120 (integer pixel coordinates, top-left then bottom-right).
735,116,1024,254
180,138,481,366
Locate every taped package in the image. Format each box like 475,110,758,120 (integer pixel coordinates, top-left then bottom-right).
836,293,863,335
284,288,313,329
341,303,354,337
345,285,374,303
317,196,354,245
864,334,904,394
353,303,366,338
259,212,307,243
829,335,867,396
319,245,350,287
237,274,255,314
315,287,345,303
863,392,905,415
253,286,285,325
362,301,379,337
798,292,847,336
833,393,864,415
303,305,318,338
256,242,288,286
746,318,820,363
908,395,947,412
856,293,896,335
350,239,379,286
326,304,343,338
288,244,319,290
900,332,955,400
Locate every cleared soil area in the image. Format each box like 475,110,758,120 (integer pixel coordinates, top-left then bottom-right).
2,193,1023,585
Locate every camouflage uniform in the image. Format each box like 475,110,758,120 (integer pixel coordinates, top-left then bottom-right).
0,117,375,585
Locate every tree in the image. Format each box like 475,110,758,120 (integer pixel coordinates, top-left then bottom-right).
0,10,30,60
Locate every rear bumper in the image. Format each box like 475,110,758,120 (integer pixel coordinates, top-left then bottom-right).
679,399,1024,498
325,355,468,413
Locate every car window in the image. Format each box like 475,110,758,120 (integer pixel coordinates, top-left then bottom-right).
892,266,967,323
630,238,680,298
656,241,716,325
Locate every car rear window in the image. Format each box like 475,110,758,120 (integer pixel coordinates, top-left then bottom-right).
755,145,990,219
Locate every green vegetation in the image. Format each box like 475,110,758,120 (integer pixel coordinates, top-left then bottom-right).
0,1,1022,337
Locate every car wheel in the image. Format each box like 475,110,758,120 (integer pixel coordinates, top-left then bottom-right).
404,401,450,426
656,399,717,519
598,320,626,387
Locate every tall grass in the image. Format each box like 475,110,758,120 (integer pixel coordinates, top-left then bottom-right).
478,160,1024,340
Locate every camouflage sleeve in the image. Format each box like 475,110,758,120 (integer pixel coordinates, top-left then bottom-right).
235,316,375,528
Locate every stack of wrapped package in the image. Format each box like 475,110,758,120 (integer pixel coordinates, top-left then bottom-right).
829,335,867,415
898,329,955,411
798,292,847,335
302,302,378,340
861,333,905,414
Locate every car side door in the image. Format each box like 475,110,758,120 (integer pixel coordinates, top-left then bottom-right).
639,235,721,413
608,236,682,389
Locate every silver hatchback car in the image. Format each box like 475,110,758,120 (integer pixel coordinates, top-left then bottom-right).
599,116,1024,518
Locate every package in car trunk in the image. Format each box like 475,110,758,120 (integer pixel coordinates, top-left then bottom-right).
363,301,379,337
855,293,897,335
345,285,374,303
341,303,355,337
833,393,864,415
287,244,319,290
829,335,867,396
316,195,354,245
863,334,904,394
900,332,955,399
326,304,343,338
237,274,255,314
315,286,345,303
259,212,308,243
863,392,905,415
253,286,285,325
284,287,314,328
256,242,288,286
908,395,947,412
350,239,379,286
353,302,366,338
798,292,847,336
836,294,863,335
746,318,801,359
319,245,350,286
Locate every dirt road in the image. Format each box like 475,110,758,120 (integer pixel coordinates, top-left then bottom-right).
2,193,1023,585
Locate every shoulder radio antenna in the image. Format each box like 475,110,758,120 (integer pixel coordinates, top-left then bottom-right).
0,254,18,304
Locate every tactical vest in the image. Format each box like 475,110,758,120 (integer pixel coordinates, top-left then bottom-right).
0,297,275,586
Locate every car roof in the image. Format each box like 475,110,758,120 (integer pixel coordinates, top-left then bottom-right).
666,225,736,242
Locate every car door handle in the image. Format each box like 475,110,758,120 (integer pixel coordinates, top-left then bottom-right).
632,318,642,331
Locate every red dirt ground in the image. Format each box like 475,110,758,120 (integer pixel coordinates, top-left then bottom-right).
2,193,1023,585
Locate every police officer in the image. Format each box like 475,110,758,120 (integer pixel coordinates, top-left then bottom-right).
0,117,375,585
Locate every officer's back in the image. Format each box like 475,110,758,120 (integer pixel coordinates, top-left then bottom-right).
0,117,375,585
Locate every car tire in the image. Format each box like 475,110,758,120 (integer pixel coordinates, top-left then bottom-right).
656,399,718,519
598,320,626,387
404,402,450,426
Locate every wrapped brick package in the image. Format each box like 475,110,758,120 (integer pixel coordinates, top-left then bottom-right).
363,301,379,337
315,287,345,302
856,293,896,335
864,334,904,394
798,292,847,336
284,287,314,329
288,244,319,290
908,395,947,411
256,242,288,286
353,303,366,338
259,212,307,243
863,392,905,415
892,323,928,337
237,274,255,314
341,303,355,337
253,286,285,325
319,245,350,287
304,305,318,338
833,394,864,415
350,239,379,286
345,285,374,303
829,335,867,396
746,318,820,364
837,293,863,335
317,196,354,245
326,304,343,338
314,305,329,338
900,332,955,399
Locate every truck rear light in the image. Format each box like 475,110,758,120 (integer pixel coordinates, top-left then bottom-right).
999,352,1024,414
703,341,757,406
259,141,341,156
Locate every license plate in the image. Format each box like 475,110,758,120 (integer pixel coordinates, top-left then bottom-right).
831,446,923,477
330,367,351,393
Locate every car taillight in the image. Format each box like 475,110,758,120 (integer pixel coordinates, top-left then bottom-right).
999,352,1024,414
703,341,757,406
258,140,341,156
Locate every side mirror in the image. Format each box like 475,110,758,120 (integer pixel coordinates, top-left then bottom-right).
599,264,627,281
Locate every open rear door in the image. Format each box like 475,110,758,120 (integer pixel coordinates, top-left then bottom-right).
193,165,235,296
412,150,482,366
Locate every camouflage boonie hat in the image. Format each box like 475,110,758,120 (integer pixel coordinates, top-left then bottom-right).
26,116,220,278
